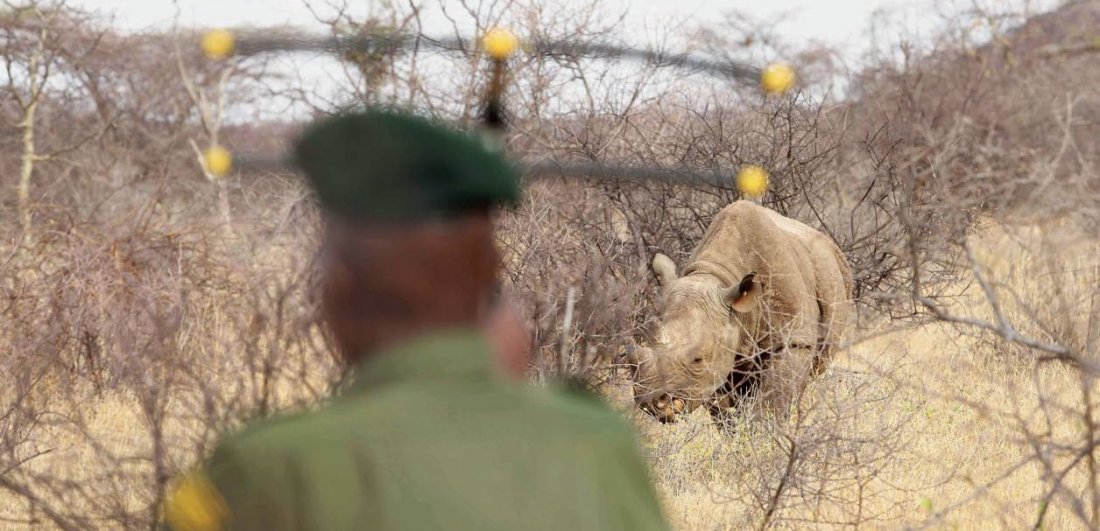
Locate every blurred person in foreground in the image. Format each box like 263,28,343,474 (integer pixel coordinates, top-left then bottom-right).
163,109,669,531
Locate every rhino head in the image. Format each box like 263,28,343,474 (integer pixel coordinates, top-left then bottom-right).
633,253,761,423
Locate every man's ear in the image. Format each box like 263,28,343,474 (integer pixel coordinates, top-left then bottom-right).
651,253,678,288
723,272,761,313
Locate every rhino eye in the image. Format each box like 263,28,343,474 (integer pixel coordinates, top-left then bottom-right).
691,357,703,364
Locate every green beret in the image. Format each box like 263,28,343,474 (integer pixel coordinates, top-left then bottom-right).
293,110,520,222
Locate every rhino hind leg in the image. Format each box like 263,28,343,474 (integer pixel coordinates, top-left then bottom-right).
812,243,853,376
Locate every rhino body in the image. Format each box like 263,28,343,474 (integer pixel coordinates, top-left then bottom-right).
634,200,852,424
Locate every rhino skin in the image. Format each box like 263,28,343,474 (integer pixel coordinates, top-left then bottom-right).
633,200,852,425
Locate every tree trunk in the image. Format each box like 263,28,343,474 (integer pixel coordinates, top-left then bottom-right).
17,98,37,232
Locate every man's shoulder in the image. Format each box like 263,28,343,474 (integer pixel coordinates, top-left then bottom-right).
519,381,639,441
213,402,362,460
212,380,640,456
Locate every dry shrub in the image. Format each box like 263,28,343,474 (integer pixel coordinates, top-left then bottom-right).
921,217,1100,528
0,177,339,527
499,180,654,385
0,5,338,523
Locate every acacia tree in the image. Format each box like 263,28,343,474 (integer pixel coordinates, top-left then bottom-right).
0,3,334,526
0,0,112,234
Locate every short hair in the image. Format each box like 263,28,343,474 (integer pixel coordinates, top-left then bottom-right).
320,213,500,360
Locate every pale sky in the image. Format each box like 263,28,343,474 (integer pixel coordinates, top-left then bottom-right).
73,0,927,59
66,0,1055,120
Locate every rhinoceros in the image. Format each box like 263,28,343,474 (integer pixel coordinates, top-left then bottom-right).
633,200,852,424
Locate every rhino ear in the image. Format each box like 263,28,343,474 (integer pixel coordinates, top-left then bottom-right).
651,253,678,288
724,272,761,313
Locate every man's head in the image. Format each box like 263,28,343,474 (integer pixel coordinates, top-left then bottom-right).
319,214,500,360
294,110,521,362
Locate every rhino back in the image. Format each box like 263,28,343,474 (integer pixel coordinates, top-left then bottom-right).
682,201,849,346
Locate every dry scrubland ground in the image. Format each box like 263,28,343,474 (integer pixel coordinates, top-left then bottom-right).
4,215,1096,530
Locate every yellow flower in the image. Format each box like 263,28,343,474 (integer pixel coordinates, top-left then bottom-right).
163,471,229,531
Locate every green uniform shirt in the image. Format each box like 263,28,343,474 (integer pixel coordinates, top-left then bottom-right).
168,329,668,531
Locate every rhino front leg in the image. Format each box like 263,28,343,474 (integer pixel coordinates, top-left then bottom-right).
708,402,738,434
707,361,766,434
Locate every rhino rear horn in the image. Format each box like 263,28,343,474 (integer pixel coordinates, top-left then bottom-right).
724,272,762,313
